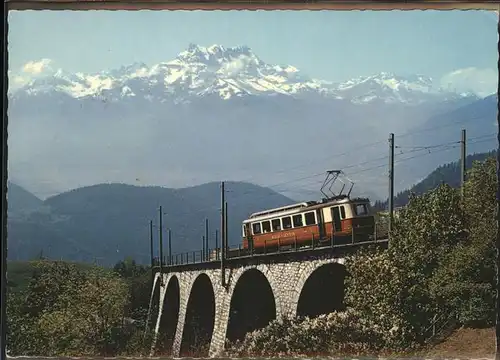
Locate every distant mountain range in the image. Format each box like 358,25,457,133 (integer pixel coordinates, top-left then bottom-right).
7,181,43,215
9,44,479,105
7,181,295,265
7,43,495,203
391,94,497,187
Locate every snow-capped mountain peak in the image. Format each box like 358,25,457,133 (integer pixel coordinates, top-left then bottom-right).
333,72,474,104
174,43,262,69
338,72,434,92
9,43,480,104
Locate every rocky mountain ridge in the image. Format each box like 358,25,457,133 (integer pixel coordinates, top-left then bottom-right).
9,43,480,105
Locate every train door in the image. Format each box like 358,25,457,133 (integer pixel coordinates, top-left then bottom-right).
244,223,253,250
316,209,326,239
331,206,342,233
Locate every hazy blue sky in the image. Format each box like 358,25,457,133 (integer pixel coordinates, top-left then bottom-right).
7,10,499,82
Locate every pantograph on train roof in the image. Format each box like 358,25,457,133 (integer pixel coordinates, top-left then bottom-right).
320,170,355,202
247,170,361,223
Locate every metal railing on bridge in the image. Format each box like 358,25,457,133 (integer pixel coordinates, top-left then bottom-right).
152,223,388,269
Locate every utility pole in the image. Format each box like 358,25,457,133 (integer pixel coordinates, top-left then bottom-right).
225,201,229,253
496,13,500,360
168,228,172,266
220,182,226,286
205,218,209,261
215,229,219,261
460,128,467,198
388,133,395,239
158,206,163,280
202,236,205,262
149,220,154,277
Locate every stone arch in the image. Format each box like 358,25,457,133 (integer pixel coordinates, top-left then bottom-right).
180,273,216,357
155,275,180,355
294,261,347,318
226,268,277,343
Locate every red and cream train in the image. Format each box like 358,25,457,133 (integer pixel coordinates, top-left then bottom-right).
240,171,376,251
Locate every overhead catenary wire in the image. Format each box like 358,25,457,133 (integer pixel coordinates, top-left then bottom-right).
247,134,496,194
159,134,496,253
225,127,496,199
145,124,496,261
178,142,463,250
147,111,495,209
145,133,496,246
395,113,495,139
171,113,495,203
147,134,497,237
154,133,496,224
297,135,497,192
161,135,497,224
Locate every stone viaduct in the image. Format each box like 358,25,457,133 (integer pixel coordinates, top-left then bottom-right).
146,242,387,358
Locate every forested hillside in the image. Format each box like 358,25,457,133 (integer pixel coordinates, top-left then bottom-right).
7,181,295,265
374,149,497,210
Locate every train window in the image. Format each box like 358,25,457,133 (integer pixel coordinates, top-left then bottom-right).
282,216,292,229
340,206,346,219
262,220,271,233
354,204,368,216
304,212,316,225
272,219,281,231
293,214,303,227
252,223,262,235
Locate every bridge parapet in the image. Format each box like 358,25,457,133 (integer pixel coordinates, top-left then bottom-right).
153,222,387,269
153,235,388,271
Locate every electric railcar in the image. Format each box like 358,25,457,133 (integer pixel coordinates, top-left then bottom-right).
240,170,376,251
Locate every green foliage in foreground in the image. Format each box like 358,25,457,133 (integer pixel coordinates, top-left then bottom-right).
230,157,497,356
7,257,155,357
227,309,389,357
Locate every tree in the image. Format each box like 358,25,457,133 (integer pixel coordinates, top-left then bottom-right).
113,257,145,278
113,258,150,321
344,247,410,350
6,290,43,355
37,266,130,356
22,260,87,318
345,183,468,349
6,260,134,357
429,157,496,326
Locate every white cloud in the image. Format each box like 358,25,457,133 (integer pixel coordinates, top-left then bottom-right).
8,59,56,92
13,75,28,84
22,58,53,75
440,67,498,97
7,75,30,93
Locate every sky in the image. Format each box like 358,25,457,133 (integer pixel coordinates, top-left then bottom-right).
7,10,499,85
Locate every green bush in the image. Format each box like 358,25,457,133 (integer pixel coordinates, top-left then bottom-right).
6,260,141,357
227,309,388,357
